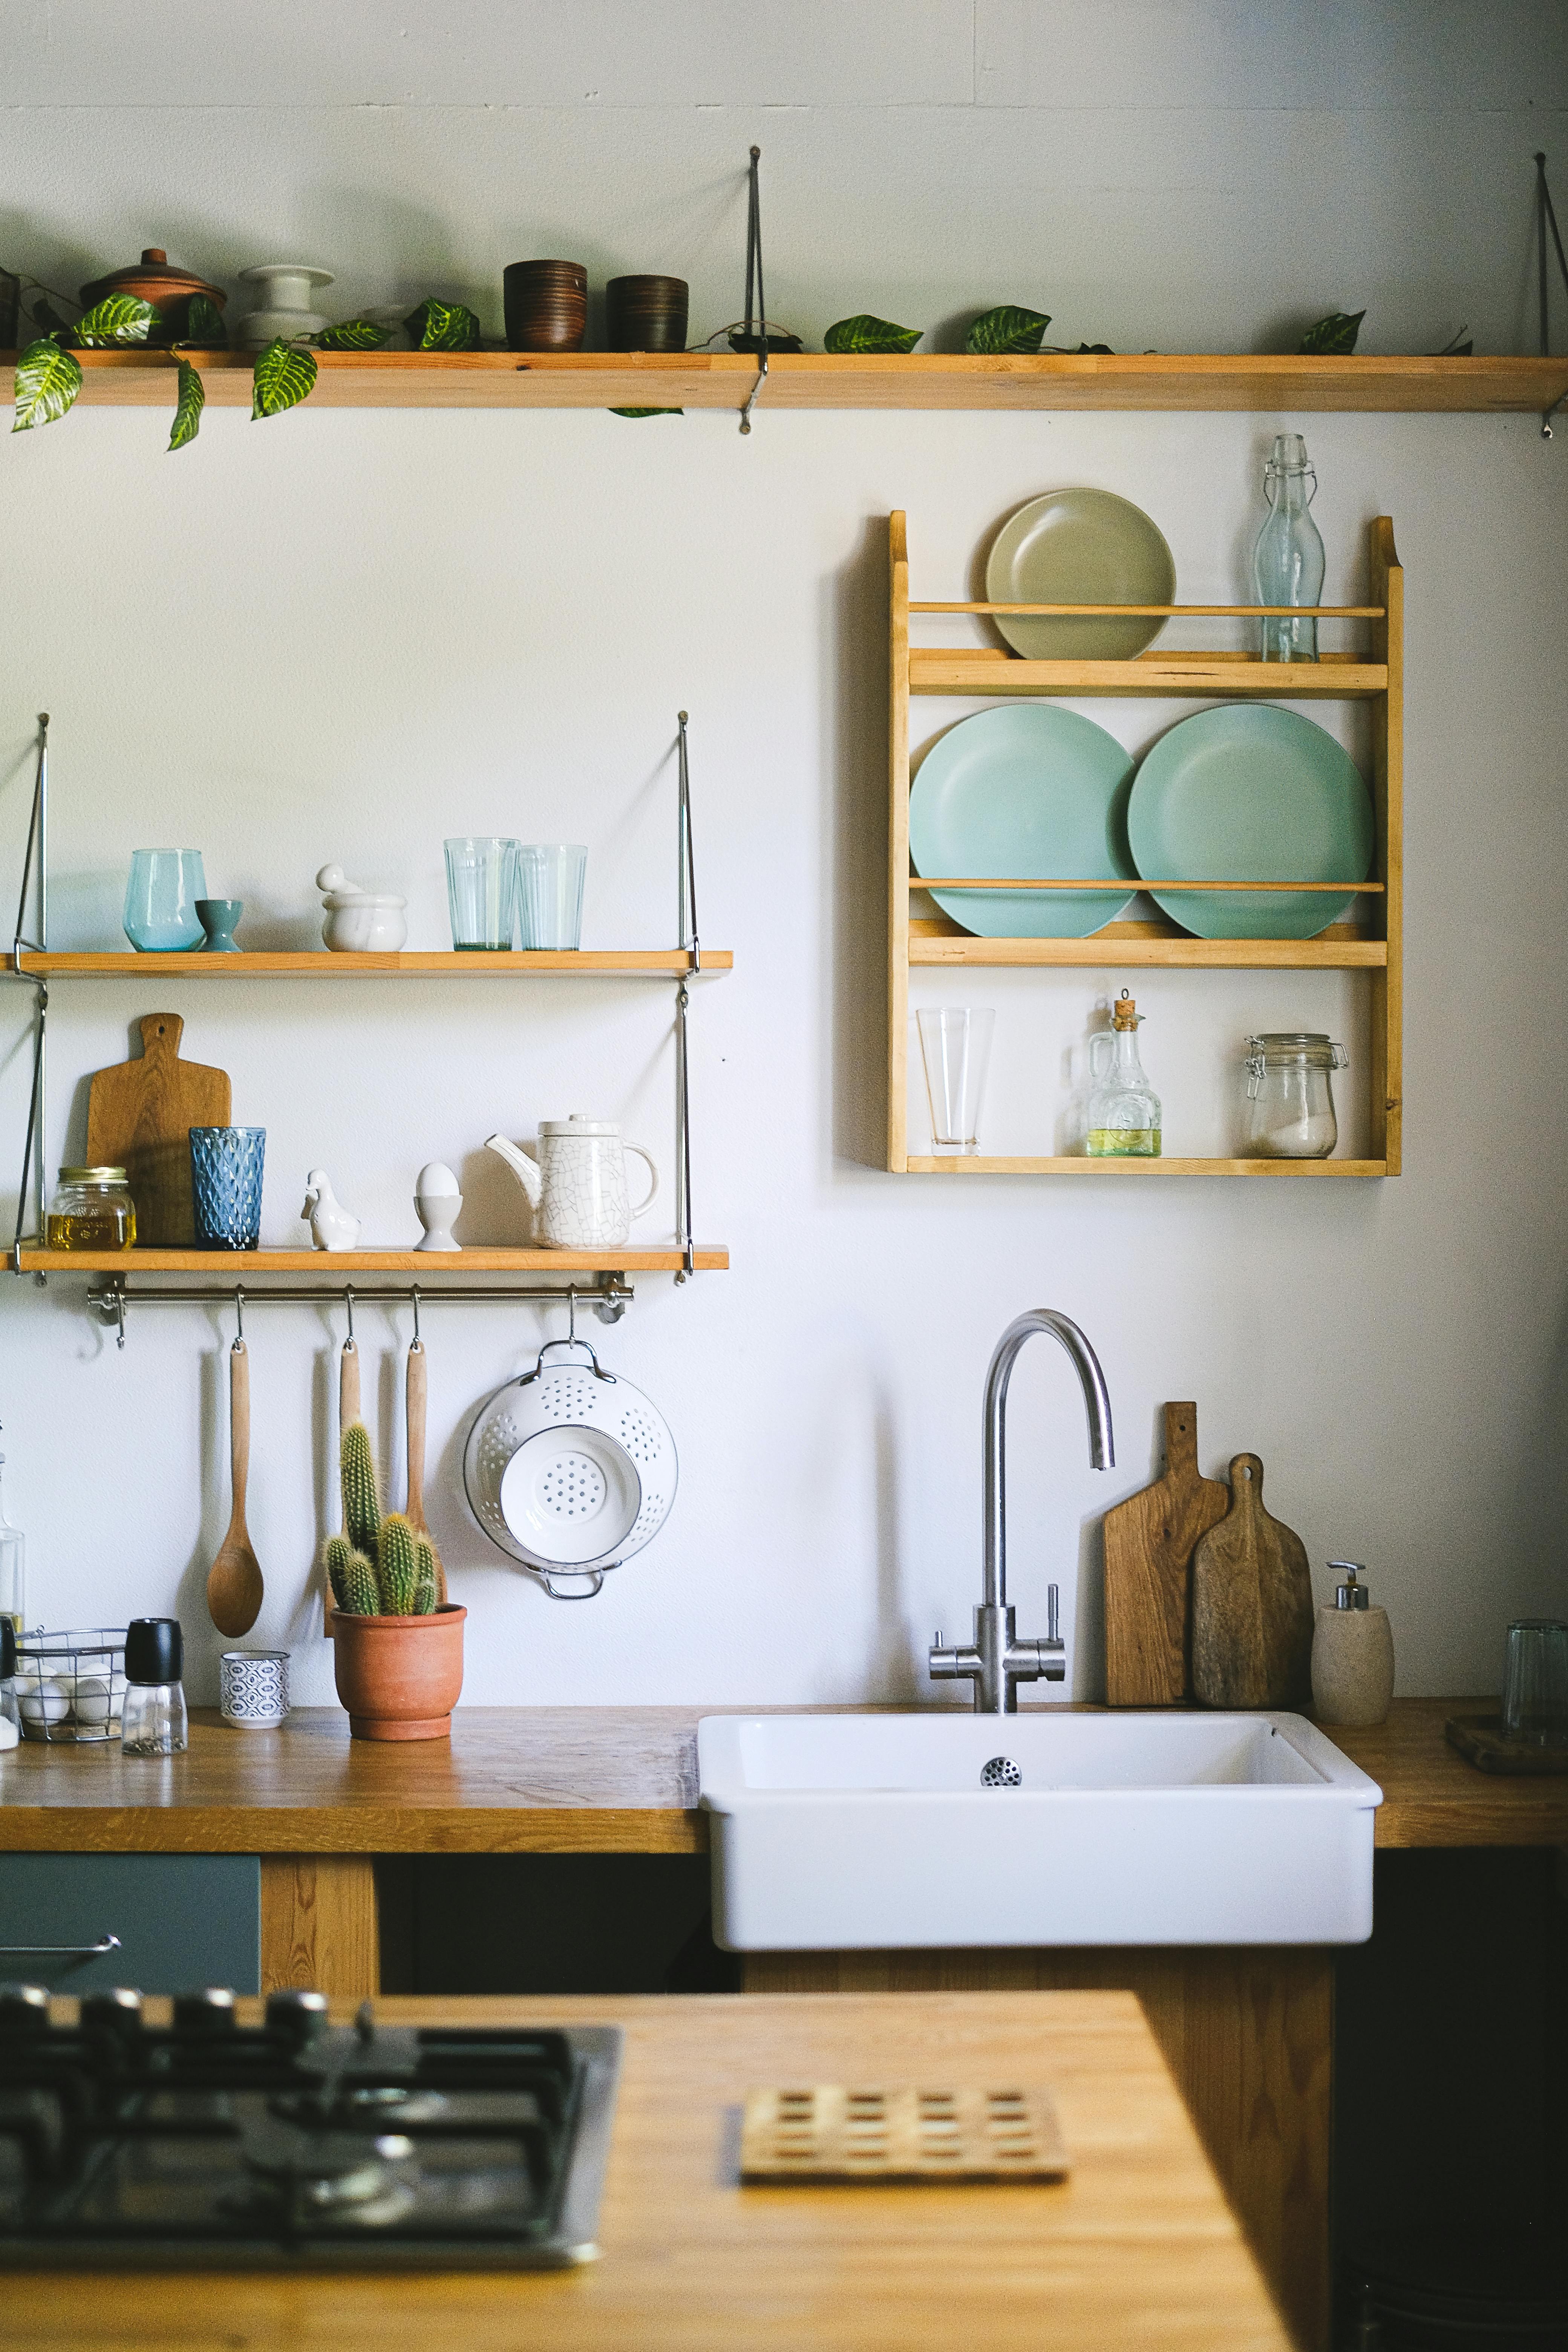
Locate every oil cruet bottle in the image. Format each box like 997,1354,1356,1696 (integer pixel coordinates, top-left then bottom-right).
1254,432,1325,662
0,1425,24,1638
1087,990,1162,1157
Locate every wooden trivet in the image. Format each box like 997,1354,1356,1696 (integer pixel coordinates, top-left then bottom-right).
740,2084,1069,2184
1445,1714,1568,1775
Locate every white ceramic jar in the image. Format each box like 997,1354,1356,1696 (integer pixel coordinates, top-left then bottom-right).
237,264,335,351
485,1117,658,1250
316,864,408,953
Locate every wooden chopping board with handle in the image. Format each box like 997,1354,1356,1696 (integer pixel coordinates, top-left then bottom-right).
1102,1402,1230,1705
1191,1454,1315,1709
86,1013,231,1248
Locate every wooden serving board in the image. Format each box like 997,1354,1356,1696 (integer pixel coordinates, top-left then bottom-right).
1445,1715,1568,1775
1103,1402,1230,1704
1191,1453,1314,1709
86,1013,231,1247
740,2083,1068,2184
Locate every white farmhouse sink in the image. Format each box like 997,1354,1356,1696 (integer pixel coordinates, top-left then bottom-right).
698,1711,1382,1951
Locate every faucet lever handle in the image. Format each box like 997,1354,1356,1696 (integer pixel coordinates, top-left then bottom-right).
1047,1583,1060,1644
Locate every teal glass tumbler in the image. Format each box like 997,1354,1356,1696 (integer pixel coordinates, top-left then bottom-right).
445,838,519,951
1501,1620,1568,1747
124,850,207,951
516,844,587,951
190,1127,266,1250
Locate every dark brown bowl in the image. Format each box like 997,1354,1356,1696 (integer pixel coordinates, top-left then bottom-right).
605,274,689,352
504,259,588,351
78,246,227,346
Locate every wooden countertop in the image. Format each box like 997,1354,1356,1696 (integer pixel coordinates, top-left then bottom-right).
1,1697,1560,1857
0,1989,1290,2352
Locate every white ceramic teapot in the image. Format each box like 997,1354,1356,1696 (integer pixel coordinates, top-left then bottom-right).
485,1116,659,1251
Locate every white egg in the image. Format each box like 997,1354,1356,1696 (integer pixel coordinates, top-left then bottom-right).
20,1674,72,1725
72,1676,112,1724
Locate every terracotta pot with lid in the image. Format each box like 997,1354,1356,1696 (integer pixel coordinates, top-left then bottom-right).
78,248,227,343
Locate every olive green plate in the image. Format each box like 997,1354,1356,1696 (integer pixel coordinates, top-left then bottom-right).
986,488,1176,662
1127,704,1374,940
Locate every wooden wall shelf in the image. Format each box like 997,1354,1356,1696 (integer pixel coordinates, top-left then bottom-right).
887,510,1404,1177
17,1246,729,1276
3,346,1563,415
16,949,730,978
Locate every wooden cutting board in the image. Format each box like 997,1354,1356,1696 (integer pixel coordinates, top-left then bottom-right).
1191,1454,1315,1709
86,1012,231,1247
1102,1402,1230,1705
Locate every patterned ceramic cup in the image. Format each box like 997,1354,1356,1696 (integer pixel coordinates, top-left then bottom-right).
220,1649,290,1729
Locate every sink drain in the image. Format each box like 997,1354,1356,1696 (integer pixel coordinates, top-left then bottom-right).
980,1756,1022,1788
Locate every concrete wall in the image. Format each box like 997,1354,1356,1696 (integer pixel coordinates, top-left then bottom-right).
3,1,1566,1706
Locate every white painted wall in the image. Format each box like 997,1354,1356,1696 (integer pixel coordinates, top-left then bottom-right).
3,2,1566,1707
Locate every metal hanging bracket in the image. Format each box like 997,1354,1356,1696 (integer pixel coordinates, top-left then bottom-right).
1534,154,1568,436
738,146,769,435
84,1276,634,1340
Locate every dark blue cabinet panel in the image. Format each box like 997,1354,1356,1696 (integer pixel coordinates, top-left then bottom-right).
0,1855,260,1992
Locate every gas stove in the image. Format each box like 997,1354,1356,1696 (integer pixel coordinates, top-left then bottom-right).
0,1986,620,2269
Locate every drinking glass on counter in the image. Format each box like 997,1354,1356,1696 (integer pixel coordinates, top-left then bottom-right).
445,838,519,950
124,850,207,951
1501,1620,1568,1747
516,844,588,951
917,1008,995,1156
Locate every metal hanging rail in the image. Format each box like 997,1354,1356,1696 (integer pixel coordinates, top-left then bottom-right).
86,1276,633,1348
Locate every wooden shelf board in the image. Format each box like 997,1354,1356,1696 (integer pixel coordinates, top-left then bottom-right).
16,1245,729,1274
4,347,1564,414
909,650,1388,698
900,1156,1386,1177
909,934,1387,968
16,949,729,977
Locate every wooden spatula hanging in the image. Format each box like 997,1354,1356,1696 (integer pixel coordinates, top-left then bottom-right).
405,1335,447,1604
1102,1402,1230,1704
207,1337,263,1638
1191,1454,1314,1709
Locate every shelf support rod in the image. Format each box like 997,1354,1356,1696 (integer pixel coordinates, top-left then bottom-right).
674,978,695,1280
8,714,49,1271
676,710,700,972
1534,153,1568,436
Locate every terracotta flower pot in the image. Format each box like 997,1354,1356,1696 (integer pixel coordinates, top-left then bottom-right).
328,1604,466,1741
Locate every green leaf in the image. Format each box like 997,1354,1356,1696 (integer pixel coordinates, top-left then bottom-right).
406,298,481,352
965,305,1052,355
251,337,318,419
1300,309,1365,355
73,294,158,347
824,314,923,355
608,406,684,418
168,357,205,452
12,335,82,431
313,317,393,350
182,293,227,347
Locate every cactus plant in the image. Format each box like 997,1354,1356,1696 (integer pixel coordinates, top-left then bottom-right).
378,1513,420,1616
341,1421,381,1559
325,1534,353,1610
341,1548,381,1618
413,1537,438,1615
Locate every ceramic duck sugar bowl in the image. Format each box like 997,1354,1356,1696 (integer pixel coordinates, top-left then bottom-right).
316,864,408,954
485,1116,659,1251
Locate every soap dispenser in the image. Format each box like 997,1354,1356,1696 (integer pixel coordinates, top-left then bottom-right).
1310,1561,1395,1727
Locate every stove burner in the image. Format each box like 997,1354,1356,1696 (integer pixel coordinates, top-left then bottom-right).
0,1986,620,2269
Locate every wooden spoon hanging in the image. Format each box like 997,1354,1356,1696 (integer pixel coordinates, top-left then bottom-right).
405,1338,447,1603
206,1338,264,1638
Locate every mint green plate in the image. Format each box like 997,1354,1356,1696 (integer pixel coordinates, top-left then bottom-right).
909,704,1136,938
1127,705,1374,940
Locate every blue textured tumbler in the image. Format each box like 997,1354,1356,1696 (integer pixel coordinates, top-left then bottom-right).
190,1127,266,1250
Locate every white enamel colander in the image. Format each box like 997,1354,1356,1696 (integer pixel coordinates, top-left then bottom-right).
462,1337,678,1599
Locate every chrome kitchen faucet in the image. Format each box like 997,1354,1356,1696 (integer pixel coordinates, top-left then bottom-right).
930,1309,1115,1715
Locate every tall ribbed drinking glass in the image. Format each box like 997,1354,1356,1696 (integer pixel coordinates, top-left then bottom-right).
516,844,588,951
445,838,519,951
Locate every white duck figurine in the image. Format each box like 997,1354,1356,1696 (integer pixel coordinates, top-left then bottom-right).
300,1169,361,1253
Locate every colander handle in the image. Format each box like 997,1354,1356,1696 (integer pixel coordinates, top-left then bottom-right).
531,1335,616,1383
539,1568,606,1601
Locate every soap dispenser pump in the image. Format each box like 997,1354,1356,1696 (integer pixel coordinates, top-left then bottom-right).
1310,1560,1395,1727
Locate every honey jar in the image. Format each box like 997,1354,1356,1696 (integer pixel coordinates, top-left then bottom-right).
45,1167,136,1251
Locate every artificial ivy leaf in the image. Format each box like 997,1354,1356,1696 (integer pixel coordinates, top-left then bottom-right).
12,335,83,431
823,314,922,355
251,336,318,419
313,317,393,350
1300,309,1365,355
168,357,205,451
73,294,158,346
406,298,481,351
182,294,227,347
608,406,684,417
966,305,1051,355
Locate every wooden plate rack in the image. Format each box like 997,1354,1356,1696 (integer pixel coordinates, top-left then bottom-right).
886,510,1403,1178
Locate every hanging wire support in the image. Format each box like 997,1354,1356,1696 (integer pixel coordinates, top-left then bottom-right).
739,146,769,434
11,714,48,971
676,711,701,972
9,715,50,1271
10,978,46,1274
674,977,695,1280
1533,154,1568,436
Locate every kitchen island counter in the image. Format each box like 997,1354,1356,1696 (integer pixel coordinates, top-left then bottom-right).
0,1987,1291,2352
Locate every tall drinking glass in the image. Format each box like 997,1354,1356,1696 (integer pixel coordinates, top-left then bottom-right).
124,850,207,951
445,839,519,951
190,1127,266,1251
1501,1620,1568,1746
516,844,588,951
917,1008,996,1155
